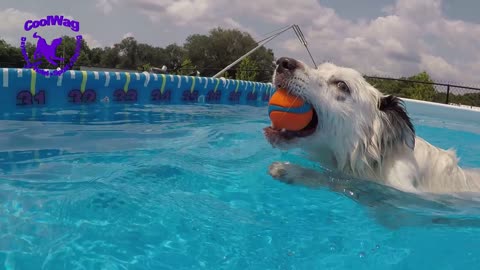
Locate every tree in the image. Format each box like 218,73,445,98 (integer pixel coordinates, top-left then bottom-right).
366,71,437,101
138,63,151,72
117,37,138,69
136,43,167,69
183,27,274,81
89,47,104,67
100,46,121,68
0,39,24,67
403,71,436,101
2,30,480,107
236,56,258,81
178,58,196,75
164,44,185,72
183,34,211,73
221,71,233,79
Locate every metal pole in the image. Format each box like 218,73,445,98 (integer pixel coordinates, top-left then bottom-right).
292,24,317,68
446,84,450,104
212,25,294,78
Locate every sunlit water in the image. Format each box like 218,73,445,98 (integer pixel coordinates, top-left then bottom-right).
0,104,479,270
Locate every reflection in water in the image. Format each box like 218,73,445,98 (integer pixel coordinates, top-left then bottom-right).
325,170,480,229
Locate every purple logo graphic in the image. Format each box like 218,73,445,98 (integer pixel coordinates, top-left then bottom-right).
20,15,82,77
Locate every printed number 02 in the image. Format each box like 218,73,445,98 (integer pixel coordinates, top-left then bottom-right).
68,89,97,103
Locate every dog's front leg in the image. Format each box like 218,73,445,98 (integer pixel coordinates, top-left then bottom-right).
268,161,340,189
268,162,390,211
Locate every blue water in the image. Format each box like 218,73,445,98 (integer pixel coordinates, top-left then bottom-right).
0,104,479,270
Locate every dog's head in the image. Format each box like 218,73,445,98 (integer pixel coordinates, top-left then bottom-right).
50,38,63,49
264,57,415,168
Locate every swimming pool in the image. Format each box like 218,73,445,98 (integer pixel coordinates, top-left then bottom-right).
0,101,479,270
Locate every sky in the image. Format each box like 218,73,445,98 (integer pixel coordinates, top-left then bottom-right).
1,0,480,87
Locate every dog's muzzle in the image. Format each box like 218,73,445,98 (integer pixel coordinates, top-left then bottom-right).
276,57,300,74
265,56,318,146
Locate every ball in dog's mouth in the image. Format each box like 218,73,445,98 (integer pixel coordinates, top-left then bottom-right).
264,107,318,142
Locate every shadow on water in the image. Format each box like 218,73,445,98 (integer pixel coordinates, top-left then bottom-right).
325,171,480,230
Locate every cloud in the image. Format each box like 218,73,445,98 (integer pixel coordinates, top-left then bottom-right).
133,0,209,25
3,0,480,87
0,8,90,47
0,8,36,32
122,32,134,39
123,0,480,86
132,0,326,28
221,18,260,39
82,33,103,48
274,0,480,86
96,0,119,15
0,8,38,45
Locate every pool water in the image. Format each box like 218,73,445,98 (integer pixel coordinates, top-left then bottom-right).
0,104,479,270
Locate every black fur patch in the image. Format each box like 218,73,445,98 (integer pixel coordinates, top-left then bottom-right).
378,95,415,150
336,95,346,102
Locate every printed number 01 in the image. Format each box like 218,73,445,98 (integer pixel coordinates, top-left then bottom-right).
16,90,46,106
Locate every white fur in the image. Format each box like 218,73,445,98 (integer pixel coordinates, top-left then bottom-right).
268,60,480,194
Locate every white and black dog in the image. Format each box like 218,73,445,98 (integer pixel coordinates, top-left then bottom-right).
265,57,480,195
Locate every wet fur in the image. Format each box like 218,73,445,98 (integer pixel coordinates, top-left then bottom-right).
267,59,480,194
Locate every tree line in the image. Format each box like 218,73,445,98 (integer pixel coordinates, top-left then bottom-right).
365,72,480,107
1,26,479,106
0,27,274,82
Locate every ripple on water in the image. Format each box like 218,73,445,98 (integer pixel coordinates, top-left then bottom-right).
0,104,480,269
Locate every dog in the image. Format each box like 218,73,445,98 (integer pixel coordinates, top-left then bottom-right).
32,32,64,67
265,57,480,195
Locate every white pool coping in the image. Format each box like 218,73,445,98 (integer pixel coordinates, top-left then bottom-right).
402,98,480,113
401,98,480,128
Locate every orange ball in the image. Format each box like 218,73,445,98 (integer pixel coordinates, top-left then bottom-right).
268,88,313,131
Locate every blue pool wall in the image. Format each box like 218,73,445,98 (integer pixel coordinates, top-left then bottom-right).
0,68,275,113
1,67,480,123
402,98,480,125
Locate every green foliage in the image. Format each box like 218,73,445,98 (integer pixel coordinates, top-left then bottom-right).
178,58,196,75
236,56,258,81
0,40,24,67
222,71,233,79
183,27,274,81
366,71,435,101
117,37,138,69
366,71,480,107
164,44,186,71
100,46,121,68
2,27,480,107
403,71,436,101
0,27,274,80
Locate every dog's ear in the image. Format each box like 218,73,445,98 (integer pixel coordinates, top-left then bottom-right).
378,95,415,150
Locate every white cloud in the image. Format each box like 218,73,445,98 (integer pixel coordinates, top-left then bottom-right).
124,0,480,86
0,8,38,45
96,0,119,15
134,0,209,25
274,0,480,86
3,0,480,87
0,8,37,32
420,54,460,79
122,32,134,39
222,18,260,39
82,33,103,48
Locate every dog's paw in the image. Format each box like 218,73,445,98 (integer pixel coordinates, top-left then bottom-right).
268,162,295,184
268,161,288,178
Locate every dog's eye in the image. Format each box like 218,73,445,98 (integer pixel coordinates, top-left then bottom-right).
336,81,350,94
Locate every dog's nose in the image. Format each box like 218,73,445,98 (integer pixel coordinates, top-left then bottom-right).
276,57,298,73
